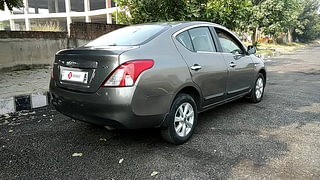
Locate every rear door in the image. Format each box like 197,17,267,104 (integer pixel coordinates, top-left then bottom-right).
214,28,255,97
173,26,228,106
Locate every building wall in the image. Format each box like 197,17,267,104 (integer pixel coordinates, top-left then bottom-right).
0,31,84,70
0,38,65,69
70,22,126,40
0,23,124,70
0,0,118,33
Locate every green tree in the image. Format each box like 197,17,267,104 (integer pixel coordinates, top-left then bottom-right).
116,0,320,43
183,0,208,21
116,0,251,29
116,0,188,24
281,0,304,43
204,0,252,31
248,0,288,43
293,0,320,42
0,0,23,11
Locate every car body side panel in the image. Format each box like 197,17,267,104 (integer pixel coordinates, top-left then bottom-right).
252,55,267,81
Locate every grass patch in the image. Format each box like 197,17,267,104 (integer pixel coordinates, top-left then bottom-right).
256,49,275,56
258,42,307,55
244,41,314,56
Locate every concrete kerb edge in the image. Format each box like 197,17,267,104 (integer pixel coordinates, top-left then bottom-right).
0,91,50,115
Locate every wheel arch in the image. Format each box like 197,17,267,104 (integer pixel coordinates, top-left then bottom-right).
258,68,267,86
160,84,202,129
172,85,203,112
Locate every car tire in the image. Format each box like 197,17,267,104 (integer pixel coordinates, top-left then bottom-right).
160,93,198,144
248,73,265,103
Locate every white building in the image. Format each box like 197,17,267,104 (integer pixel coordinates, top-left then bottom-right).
0,0,118,34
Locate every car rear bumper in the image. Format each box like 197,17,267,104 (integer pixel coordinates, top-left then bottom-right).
49,81,165,129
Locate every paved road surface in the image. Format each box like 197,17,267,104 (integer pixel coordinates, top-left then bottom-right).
0,68,50,99
0,44,319,179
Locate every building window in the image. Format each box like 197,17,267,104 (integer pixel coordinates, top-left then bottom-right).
71,0,84,12
111,0,116,7
90,0,106,11
28,0,66,14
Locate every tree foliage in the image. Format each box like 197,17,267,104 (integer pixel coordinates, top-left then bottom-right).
293,0,320,42
0,0,23,11
116,0,188,24
116,0,320,42
205,0,252,31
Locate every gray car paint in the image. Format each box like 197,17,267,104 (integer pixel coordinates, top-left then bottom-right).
49,21,266,129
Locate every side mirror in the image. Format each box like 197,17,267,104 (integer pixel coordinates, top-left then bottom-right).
247,45,256,55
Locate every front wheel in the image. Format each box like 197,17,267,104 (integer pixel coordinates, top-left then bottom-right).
248,73,265,103
161,94,198,144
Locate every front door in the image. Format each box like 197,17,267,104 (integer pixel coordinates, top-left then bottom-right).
215,28,255,97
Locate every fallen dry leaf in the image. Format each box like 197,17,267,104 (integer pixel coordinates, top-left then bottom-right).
72,153,83,157
119,158,124,164
4,114,11,119
99,138,107,141
151,171,159,176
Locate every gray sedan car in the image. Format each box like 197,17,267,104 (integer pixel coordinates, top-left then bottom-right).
50,21,266,144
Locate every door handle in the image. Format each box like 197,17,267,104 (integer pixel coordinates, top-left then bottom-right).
229,62,236,68
190,64,202,71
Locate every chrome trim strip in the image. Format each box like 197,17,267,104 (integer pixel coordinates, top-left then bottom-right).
227,86,250,95
204,93,225,101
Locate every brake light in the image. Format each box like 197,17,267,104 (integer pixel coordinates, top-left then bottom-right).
102,60,154,87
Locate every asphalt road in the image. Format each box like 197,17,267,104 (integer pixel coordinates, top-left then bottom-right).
1,44,320,179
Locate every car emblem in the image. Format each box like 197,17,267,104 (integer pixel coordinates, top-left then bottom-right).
66,61,78,66
68,72,72,79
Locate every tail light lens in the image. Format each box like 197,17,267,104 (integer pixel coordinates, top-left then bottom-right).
102,60,154,87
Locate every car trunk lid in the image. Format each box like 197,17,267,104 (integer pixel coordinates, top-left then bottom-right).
53,47,134,93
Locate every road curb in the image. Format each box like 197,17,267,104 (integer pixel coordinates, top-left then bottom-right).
0,92,50,115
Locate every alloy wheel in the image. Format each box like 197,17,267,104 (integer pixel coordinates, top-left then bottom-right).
255,77,264,99
174,102,194,137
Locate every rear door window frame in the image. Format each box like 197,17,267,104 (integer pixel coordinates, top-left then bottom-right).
174,25,219,53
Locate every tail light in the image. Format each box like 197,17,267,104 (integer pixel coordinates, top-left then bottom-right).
102,60,154,87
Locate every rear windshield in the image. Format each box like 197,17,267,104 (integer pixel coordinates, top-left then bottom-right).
85,25,168,47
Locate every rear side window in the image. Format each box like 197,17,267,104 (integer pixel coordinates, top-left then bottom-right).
176,27,216,52
86,25,168,46
176,31,194,51
189,27,216,52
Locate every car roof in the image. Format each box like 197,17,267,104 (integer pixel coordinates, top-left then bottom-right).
136,21,227,32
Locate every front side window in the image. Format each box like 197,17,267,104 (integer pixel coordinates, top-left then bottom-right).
216,29,244,54
86,25,168,47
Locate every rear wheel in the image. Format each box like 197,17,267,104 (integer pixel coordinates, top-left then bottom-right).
161,94,198,144
248,73,265,103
